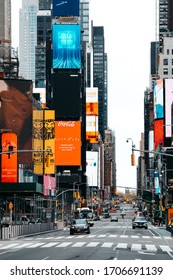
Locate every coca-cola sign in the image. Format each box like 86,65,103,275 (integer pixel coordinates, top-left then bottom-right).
58,121,75,127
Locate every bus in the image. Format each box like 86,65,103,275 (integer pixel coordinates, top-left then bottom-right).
73,207,94,226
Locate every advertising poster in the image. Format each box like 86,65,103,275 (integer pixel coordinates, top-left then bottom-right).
53,0,79,17
1,132,17,183
55,121,81,166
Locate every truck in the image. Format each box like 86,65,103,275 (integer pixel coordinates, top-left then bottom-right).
73,207,94,227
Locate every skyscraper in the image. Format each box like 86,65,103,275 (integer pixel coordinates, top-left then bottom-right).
19,0,39,81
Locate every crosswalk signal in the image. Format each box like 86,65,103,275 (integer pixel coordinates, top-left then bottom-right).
131,152,135,166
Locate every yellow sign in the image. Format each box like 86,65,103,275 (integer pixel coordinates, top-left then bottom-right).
9,202,13,210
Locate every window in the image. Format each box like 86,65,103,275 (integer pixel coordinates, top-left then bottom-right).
163,68,168,75
163,58,168,65
167,49,169,55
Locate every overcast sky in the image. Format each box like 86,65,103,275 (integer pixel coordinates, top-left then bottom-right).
11,0,156,191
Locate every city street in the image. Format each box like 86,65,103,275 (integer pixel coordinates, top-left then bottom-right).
0,205,172,260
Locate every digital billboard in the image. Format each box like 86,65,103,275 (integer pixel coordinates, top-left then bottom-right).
86,116,98,144
165,79,173,137
44,175,56,196
86,87,98,116
86,151,98,187
52,24,81,69
0,79,32,164
55,121,81,166
53,0,79,17
33,110,55,175
154,79,164,119
154,119,164,150
53,73,81,118
1,132,17,183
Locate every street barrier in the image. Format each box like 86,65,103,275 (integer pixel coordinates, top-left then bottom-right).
0,221,64,240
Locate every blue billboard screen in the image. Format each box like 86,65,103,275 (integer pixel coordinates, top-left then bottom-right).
53,0,79,17
52,24,81,69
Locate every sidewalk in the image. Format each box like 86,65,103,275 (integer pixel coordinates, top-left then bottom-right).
149,222,172,237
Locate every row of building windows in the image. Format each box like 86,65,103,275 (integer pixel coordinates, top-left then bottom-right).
163,68,173,75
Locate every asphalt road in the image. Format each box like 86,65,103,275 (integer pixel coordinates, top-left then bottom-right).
0,204,172,260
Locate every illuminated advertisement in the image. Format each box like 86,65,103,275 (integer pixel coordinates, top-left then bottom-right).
154,119,164,150
154,170,160,194
44,175,56,196
86,87,98,116
86,116,98,144
33,110,55,175
55,121,81,166
165,79,173,137
52,24,81,69
53,0,79,17
86,151,98,187
0,79,32,164
1,132,17,183
154,79,164,119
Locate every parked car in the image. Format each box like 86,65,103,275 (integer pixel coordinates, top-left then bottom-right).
132,217,148,229
69,219,90,235
110,215,118,222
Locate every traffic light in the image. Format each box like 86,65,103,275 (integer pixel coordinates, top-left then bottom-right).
131,152,135,166
8,145,13,158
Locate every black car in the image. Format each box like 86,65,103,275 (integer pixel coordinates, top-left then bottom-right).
132,217,148,229
69,219,90,235
110,215,118,222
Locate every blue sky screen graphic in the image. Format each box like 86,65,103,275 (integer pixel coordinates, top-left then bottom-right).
53,0,79,17
53,24,81,69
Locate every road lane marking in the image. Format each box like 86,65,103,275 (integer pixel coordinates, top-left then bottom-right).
116,243,128,249
0,244,19,249
131,236,139,238
142,236,150,239
98,235,107,238
26,243,45,248
56,242,72,247
12,243,33,248
160,245,173,252
54,236,66,239
120,235,128,238
71,242,86,247
145,244,157,252
41,242,59,248
109,235,117,238
86,242,100,247
87,235,96,238
131,244,142,251
101,243,113,248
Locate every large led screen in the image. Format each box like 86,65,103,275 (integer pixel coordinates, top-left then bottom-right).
154,79,164,119
154,119,164,150
165,79,173,137
86,151,98,187
52,24,81,69
1,132,17,183
55,121,81,166
53,73,81,118
0,79,32,164
53,0,79,17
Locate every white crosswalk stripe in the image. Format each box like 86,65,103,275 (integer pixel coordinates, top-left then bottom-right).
131,244,142,251
56,242,72,247
116,243,128,249
160,245,173,252
86,242,100,247
98,235,107,238
41,242,59,248
12,243,33,249
101,242,113,248
71,242,86,247
0,244,19,249
26,243,45,248
145,244,157,252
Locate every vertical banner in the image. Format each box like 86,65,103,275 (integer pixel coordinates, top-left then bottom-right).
44,110,55,175
1,132,17,182
33,110,55,174
33,110,44,174
86,88,98,143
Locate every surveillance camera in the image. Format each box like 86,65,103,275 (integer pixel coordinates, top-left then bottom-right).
126,139,129,143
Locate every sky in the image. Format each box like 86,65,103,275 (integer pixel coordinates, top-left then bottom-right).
11,0,156,190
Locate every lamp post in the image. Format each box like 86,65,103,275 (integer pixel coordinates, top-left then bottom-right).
126,138,135,166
